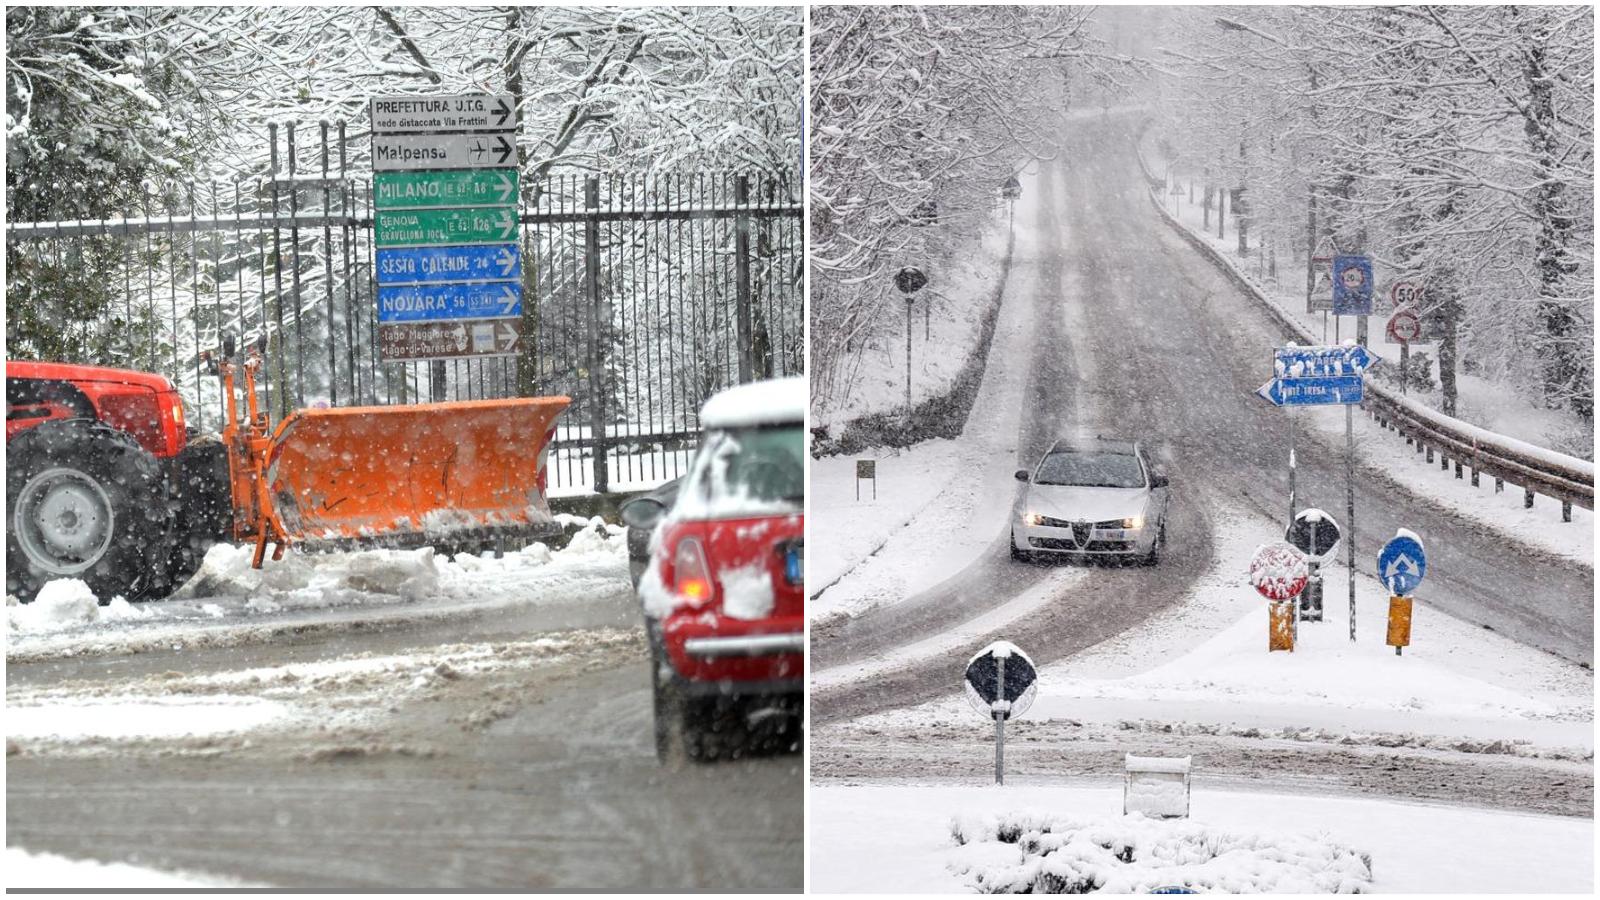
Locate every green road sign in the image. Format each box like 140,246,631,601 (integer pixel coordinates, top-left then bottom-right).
376,207,519,247
374,169,518,210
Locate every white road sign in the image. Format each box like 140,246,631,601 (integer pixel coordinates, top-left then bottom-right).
372,133,516,172
370,94,516,134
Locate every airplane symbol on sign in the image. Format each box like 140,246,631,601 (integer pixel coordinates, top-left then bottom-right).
470,138,487,164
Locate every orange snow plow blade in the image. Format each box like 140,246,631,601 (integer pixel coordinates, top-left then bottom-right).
264,397,569,548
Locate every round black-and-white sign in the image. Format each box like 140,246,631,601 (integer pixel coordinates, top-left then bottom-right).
895,266,928,295
964,641,1038,721
1286,508,1342,561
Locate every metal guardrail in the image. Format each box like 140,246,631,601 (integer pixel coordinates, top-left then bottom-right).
1136,140,1593,520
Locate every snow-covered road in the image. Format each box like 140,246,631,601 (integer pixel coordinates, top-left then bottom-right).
6,527,802,890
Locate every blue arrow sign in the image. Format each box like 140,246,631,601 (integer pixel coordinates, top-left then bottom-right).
1274,344,1381,378
1332,255,1374,315
378,282,521,323
1377,533,1426,596
375,244,520,286
1256,374,1365,407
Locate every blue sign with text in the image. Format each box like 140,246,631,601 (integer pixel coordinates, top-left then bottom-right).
376,244,520,286
1256,374,1365,407
1274,344,1380,378
378,282,522,323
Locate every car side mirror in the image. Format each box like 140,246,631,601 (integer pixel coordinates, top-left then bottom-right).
620,497,667,531
1151,474,1170,488
1014,469,1030,482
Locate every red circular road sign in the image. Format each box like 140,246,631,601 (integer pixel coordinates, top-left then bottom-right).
1249,541,1309,601
1387,308,1423,343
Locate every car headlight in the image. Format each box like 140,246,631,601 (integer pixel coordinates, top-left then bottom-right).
1025,512,1043,526
1122,515,1145,530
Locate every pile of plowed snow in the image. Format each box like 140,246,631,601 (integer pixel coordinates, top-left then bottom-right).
949,812,1372,894
7,520,629,649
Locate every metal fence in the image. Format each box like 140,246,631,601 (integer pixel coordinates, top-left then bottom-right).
5,121,804,494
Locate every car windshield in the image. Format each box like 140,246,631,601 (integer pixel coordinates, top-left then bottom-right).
1035,449,1145,488
682,424,804,517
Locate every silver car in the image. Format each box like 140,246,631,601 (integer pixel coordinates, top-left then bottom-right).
1010,438,1170,565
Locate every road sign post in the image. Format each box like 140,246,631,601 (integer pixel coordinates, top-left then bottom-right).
370,94,520,374
895,267,928,427
1378,531,1426,656
1255,344,1379,643
1287,509,1341,622
856,459,877,501
964,641,1037,786
1386,304,1423,395
1249,541,1308,652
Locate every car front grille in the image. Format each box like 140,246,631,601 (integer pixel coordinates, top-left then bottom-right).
1029,537,1135,553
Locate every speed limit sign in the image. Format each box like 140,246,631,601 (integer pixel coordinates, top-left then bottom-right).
1391,281,1425,308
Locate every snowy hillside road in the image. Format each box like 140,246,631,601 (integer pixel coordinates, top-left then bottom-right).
813,114,1592,726
7,540,801,890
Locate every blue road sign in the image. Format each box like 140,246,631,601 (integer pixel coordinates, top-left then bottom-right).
1332,255,1374,315
1377,533,1426,596
1256,374,1365,407
378,282,521,323
376,244,520,286
1274,344,1380,377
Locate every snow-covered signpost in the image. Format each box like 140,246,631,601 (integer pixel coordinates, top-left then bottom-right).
964,641,1037,786
895,266,928,426
1378,531,1426,656
1285,508,1340,621
1256,343,1380,642
1249,541,1309,651
1002,174,1022,230
370,94,522,398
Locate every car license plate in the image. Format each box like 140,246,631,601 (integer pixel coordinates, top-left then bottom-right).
784,543,803,584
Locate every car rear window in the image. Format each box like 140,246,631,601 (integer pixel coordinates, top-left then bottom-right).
1035,450,1146,489
678,424,803,518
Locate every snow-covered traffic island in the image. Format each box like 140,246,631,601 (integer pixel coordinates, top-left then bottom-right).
812,502,1593,892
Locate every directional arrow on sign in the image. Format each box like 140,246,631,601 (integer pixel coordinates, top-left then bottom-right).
496,246,517,277
1384,553,1419,586
1274,344,1381,377
494,171,514,203
493,135,514,166
498,320,520,352
497,285,518,315
492,96,512,128
495,209,515,240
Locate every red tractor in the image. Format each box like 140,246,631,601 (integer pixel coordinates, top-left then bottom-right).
7,344,569,603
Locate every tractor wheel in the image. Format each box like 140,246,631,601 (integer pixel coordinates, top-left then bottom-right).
7,420,173,603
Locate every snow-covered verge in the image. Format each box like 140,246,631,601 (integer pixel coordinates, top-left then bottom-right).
812,169,1023,431
810,783,1594,893
851,503,1593,758
948,810,1371,894
6,519,630,663
4,847,255,889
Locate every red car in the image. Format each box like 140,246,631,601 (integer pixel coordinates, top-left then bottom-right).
626,377,804,762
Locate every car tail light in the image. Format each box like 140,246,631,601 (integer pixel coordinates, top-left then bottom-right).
673,537,715,608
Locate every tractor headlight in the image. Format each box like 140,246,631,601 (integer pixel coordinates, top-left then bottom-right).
1122,515,1145,530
